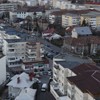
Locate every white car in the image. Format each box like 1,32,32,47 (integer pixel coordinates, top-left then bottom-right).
41,83,47,92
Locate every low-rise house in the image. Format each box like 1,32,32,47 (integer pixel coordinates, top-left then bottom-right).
15,88,36,100
42,28,55,39
22,59,49,74
21,41,49,73
71,26,92,38
63,36,100,55
7,72,36,98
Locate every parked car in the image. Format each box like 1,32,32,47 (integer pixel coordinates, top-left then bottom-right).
47,53,53,59
35,74,41,79
55,51,60,55
41,83,48,92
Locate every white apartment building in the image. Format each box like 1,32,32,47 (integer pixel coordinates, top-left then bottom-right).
50,53,95,100
0,51,6,85
0,3,18,11
9,7,44,21
67,64,100,100
3,39,26,67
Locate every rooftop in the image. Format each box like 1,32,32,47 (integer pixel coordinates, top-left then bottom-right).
73,26,92,35
64,36,100,46
50,9,99,16
16,6,45,12
72,63,100,75
54,53,94,64
68,70,100,96
15,88,36,100
55,61,80,69
5,39,26,43
7,72,35,88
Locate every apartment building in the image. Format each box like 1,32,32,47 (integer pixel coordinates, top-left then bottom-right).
81,11,100,28
21,41,49,74
51,53,94,100
25,42,44,61
9,6,45,21
63,36,100,55
0,51,6,85
3,39,26,67
49,10,63,24
62,13,80,28
67,64,100,100
0,2,18,11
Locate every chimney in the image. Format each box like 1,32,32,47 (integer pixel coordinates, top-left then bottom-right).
29,73,33,81
17,77,20,83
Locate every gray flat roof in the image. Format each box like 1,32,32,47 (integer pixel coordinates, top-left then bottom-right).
54,53,94,65
5,39,26,43
55,61,80,69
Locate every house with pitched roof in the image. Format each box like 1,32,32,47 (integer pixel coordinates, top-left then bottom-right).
63,36,100,55
15,88,36,100
67,64,100,100
71,26,92,38
7,72,36,99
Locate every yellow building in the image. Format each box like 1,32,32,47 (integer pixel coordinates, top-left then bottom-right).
80,11,100,28
62,13,80,27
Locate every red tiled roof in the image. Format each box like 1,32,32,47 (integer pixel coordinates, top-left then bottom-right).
72,63,100,75
65,36,100,46
50,9,99,16
68,70,100,96
43,28,55,34
85,2,100,5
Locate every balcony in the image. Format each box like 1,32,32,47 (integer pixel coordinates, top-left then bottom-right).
26,49,36,54
54,65,60,70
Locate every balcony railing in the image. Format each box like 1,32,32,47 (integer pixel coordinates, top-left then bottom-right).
54,65,60,70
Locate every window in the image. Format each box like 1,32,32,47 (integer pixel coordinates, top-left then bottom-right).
9,58,15,60
9,49,14,52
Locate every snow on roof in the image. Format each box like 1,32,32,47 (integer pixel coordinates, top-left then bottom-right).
49,33,62,40
15,88,36,100
73,26,92,35
7,72,34,88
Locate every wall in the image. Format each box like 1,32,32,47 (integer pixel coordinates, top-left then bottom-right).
0,55,6,85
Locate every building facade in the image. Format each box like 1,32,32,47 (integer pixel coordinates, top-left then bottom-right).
0,52,6,85
3,39,26,67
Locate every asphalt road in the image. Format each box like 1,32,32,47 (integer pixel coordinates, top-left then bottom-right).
36,91,56,100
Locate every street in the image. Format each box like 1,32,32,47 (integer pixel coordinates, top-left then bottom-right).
36,91,55,100
0,23,61,100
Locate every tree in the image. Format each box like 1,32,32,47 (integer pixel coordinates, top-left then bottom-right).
81,19,87,26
